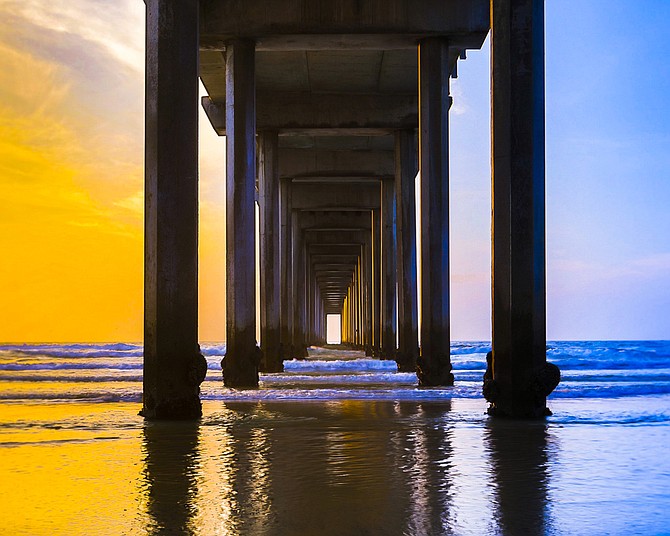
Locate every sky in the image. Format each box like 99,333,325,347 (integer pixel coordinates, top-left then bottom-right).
0,0,668,342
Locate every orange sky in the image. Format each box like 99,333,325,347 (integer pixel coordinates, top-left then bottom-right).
0,1,495,343
0,1,226,342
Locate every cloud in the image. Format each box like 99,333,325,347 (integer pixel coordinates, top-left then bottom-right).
2,0,144,72
549,252,670,293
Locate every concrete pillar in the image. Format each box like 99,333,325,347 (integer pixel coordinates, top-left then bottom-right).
381,177,398,359
142,0,206,419
317,286,322,344
372,207,382,357
418,38,454,386
292,212,308,358
279,178,293,360
307,268,314,345
343,290,350,344
308,263,317,345
352,257,361,349
258,131,282,372
222,39,259,387
363,239,373,356
395,129,420,372
487,0,559,417
358,251,365,348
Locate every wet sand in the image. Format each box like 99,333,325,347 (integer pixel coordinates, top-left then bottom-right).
1,396,669,535
1,346,669,535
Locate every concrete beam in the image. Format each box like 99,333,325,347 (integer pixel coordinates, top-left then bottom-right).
200,0,490,50
202,93,418,135
279,148,395,178
289,182,381,211
299,210,371,231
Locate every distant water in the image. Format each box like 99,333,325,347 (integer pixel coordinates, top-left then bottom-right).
1,340,670,403
1,341,669,535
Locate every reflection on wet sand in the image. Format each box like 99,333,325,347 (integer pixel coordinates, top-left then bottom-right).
140,400,556,535
142,420,201,534
485,419,555,535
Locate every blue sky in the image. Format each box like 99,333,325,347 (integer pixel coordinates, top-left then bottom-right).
449,0,670,339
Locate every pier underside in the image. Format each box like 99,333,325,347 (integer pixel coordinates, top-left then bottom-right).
143,0,559,419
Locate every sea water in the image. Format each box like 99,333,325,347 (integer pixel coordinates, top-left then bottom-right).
0,341,669,535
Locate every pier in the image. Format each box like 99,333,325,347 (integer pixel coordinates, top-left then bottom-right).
141,0,559,419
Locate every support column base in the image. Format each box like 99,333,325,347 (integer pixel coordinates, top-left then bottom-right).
259,359,284,373
222,346,260,387
260,334,284,373
395,348,419,373
141,350,207,420
293,345,309,359
278,342,293,362
381,346,397,361
483,358,561,419
417,354,454,386
140,394,204,420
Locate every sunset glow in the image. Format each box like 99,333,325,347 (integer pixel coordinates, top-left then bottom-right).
0,1,226,342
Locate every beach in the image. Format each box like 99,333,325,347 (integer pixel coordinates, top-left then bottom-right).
1,342,669,535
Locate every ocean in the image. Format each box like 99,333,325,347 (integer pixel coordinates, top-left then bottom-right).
1,341,669,535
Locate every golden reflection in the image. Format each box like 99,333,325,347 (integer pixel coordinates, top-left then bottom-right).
484,420,555,535
0,402,146,535
141,420,201,534
135,399,500,535
190,408,240,535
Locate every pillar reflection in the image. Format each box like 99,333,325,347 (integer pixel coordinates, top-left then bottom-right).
140,400,471,535
485,420,555,535
386,402,457,533
141,421,201,534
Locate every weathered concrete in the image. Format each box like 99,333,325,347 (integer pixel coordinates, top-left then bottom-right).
258,131,282,372
279,178,294,361
487,0,559,417
371,207,382,357
381,177,397,359
200,0,490,50
363,238,373,356
292,211,309,358
279,149,395,179
202,93,418,135
142,0,206,420
417,38,455,386
222,40,260,387
291,182,381,211
395,129,419,372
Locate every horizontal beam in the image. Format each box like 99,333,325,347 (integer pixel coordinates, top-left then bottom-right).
202,94,417,135
200,0,490,50
292,182,381,210
290,176,389,183
279,148,395,178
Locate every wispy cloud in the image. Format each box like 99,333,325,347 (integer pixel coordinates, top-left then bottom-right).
550,252,670,289
2,0,144,72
